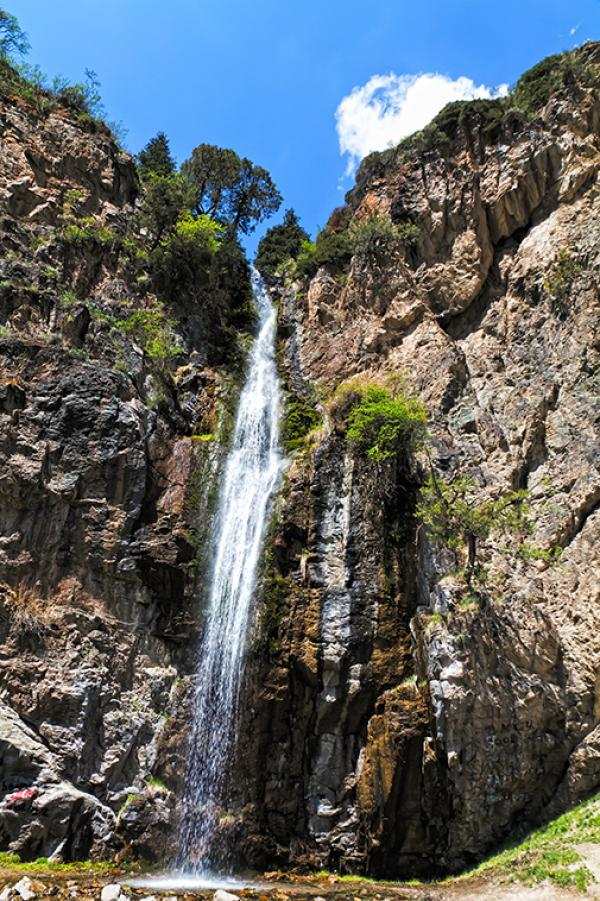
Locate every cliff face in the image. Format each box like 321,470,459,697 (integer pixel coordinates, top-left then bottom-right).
237,44,600,875
0,94,243,861
0,44,598,878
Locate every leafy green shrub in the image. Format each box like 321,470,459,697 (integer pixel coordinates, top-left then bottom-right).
61,217,116,249
296,229,353,278
255,208,309,278
150,213,222,301
331,381,427,463
117,307,179,367
281,393,321,453
349,214,421,259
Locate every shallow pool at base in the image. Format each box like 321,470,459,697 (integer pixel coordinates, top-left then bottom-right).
127,871,259,892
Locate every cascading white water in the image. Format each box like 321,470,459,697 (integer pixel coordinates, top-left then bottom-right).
177,269,282,876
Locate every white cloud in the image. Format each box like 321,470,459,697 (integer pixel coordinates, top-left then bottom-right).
336,72,509,175
570,23,580,35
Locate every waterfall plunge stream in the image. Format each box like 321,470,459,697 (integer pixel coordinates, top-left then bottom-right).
177,270,283,878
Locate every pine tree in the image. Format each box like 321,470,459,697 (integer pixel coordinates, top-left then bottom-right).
255,208,309,277
137,132,176,179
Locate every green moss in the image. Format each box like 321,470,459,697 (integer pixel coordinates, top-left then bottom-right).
118,792,140,816
145,775,168,791
260,565,290,658
281,393,321,453
0,851,115,874
191,433,214,442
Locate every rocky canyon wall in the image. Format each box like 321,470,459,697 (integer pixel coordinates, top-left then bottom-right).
0,93,247,861
0,43,598,879
236,42,600,876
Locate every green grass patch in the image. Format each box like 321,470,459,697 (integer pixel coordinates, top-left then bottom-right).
469,793,600,892
0,852,116,874
145,775,168,791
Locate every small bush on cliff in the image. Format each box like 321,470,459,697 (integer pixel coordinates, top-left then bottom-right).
544,249,582,309
296,229,353,278
281,393,321,453
416,474,547,587
51,68,105,120
255,208,309,278
117,307,180,367
350,214,421,260
331,380,427,464
61,216,116,250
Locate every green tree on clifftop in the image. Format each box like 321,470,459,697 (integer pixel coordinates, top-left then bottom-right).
255,209,309,277
138,131,176,179
182,143,282,236
0,8,29,59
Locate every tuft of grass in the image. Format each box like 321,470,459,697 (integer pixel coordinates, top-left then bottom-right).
145,775,168,791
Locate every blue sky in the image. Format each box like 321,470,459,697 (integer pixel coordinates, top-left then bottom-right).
8,0,600,253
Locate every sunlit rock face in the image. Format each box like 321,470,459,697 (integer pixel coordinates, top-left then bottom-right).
0,42,599,877
0,92,234,861
235,43,600,876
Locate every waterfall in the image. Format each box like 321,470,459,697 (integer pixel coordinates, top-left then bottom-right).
177,269,282,875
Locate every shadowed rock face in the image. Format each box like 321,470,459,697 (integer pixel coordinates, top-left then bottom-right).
0,45,599,875
232,44,600,875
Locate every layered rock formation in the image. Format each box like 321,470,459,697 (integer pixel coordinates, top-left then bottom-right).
0,92,242,861
0,41,598,879
236,43,600,875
